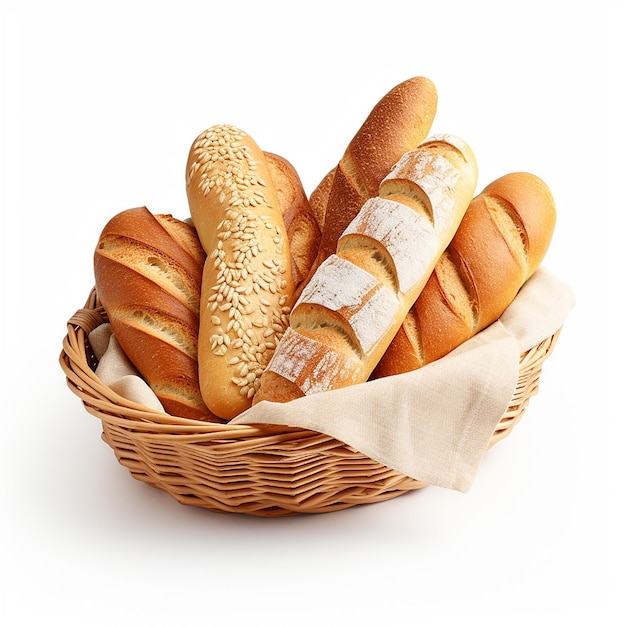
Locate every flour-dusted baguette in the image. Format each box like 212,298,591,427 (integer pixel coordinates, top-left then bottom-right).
264,152,321,288
296,76,438,297
372,171,557,377
186,124,295,419
93,206,219,421
254,134,478,404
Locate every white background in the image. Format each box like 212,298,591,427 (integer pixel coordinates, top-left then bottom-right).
2,1,623,624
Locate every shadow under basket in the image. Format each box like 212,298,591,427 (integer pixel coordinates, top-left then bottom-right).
60,288,561,517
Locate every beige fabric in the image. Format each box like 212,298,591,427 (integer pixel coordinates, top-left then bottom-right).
90,266,574,491
233,267,575,491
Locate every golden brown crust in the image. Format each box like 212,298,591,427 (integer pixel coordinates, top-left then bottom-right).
308,168,334,231
298,77,438,297
372,172,557,378
154,214,207,268
93,206,219,421
186,125,295,419
264,152,321,287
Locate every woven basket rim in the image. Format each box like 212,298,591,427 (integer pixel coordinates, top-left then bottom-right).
59,287,561,516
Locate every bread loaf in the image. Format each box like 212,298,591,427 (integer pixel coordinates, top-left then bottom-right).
308,168,334,232
264,152,321,287
186,124,295,419
296,76,438,297
253,134,478,404
93,206,218,421
372,172,557,378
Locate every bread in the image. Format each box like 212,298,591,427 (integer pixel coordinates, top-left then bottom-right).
296,76,438,298
372,172,557,378
253,134,478,404
308,167,334,231
92,150,317,421
264,152,321,287
186,124,295,419
93,206,218,421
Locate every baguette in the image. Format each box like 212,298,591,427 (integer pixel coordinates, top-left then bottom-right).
264,152,321,287
296,76,438,297
308,167,334,232
186,124,295,419
93,206,218,421
372,172,557,377
254,134,478,404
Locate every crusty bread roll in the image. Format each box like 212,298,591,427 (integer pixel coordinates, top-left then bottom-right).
93,206,219,421
263,152,321,287
253,134,478,404
296,76,438,298
186,124,295,419
372,171,557,377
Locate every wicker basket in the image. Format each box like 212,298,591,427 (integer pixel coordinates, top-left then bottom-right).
60,288,561,517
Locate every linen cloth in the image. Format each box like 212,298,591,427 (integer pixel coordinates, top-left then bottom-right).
233,266,574,490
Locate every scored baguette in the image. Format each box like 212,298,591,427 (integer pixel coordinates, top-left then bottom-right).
296,76,438,297
93,206,218,421
253,134,478,404
372,171,557,377
263,152,321,287
186,124,295,419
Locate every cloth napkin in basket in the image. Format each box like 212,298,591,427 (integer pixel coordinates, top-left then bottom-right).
232,266,575,491
90,266,574,492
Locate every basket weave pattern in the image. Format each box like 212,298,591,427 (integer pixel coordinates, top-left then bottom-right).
60,288,560,517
